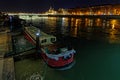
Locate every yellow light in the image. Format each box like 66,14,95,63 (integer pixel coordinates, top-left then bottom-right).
111,19,117,29
112,24,115,29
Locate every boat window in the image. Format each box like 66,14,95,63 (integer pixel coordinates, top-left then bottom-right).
41,39,47,43
51,38,55,42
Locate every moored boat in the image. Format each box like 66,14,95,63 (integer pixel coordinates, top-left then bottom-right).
23,26,76,70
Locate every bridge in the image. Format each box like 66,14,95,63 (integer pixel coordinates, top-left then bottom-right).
8,13,120,19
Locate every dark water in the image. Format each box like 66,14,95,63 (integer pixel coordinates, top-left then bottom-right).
15,17,120,80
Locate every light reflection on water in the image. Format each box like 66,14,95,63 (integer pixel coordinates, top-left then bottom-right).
30,17,120,44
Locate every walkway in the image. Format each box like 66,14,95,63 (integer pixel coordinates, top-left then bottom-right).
0,32,9,80
2,57,15,80
0,31,15,80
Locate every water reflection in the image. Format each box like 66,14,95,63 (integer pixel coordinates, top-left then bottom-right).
26,17,120,44
47,17,57,27
108,34,120,43
96,18,102,26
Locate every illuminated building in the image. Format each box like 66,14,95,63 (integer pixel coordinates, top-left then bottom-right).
45,6,57,15
68,4,120,15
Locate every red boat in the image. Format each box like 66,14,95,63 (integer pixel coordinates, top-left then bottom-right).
24,26,76,70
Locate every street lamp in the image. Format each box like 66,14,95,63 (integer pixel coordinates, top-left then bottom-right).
9,16,13,32
36,29,41,55
36,32,40,36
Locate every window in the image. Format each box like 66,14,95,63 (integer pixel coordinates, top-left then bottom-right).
51,38,56,42
41,39,47,43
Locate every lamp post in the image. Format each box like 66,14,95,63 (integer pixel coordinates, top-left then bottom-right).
36,30,41,56
9,16,13,32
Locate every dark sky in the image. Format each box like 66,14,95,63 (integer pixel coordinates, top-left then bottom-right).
0,0,120,13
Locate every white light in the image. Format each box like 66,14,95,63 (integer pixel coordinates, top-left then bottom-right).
36,30,40,36
36,32,40,36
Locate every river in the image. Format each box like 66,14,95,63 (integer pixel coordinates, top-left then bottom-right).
15,16,120,80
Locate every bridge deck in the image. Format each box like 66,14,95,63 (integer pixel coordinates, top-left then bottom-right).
8,13,120,19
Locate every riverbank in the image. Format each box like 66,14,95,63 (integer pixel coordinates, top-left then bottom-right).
0,31,15,80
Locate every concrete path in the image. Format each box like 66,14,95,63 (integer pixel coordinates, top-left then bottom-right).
0,32,15,80
2,57,15,80
0,59,3,80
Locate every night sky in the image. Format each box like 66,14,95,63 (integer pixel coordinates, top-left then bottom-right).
0,0,120,13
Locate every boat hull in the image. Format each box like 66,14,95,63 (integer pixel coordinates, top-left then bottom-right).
41,51,75,70
24,29,36,45
48,60,75,70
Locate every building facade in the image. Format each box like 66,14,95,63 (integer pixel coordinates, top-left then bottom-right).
68,4,120,15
